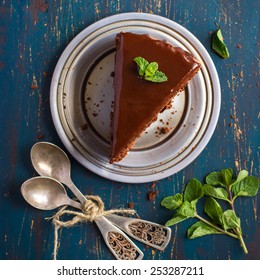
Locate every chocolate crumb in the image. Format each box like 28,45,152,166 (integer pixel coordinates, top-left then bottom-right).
36,134,44,140
147,190,158,201
159,127,170,134
31,84,38,89
81,123,88,130
147,182,158,201
111,71,115,77
128,202,135,209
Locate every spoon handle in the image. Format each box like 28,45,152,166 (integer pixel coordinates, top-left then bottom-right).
105,214,171,251
65,178,88,205
63,183,144,259
94,216,144,260
68,199,83,210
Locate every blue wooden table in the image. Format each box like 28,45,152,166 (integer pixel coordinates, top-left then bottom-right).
0,0,259,260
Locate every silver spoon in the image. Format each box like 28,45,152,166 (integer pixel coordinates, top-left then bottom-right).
21,176,81,210
30,141,171,250
21,176,144,260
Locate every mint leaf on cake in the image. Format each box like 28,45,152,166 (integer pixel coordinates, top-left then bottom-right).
133,56,149,76
133,56,168,83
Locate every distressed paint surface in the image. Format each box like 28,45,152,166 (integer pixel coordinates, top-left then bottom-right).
0,0,259,260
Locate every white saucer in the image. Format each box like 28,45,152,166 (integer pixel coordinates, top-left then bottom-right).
50,13,221,183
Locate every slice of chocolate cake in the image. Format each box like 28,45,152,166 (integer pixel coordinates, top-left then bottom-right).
110,32,201,163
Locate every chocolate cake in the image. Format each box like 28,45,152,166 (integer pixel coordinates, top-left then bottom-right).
110,32,201,163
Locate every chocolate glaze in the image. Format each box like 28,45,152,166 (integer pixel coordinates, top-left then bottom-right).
110,32,201,163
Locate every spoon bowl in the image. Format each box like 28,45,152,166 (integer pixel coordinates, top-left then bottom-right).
31,142,71,182
21,176,81,211
31,142,86,204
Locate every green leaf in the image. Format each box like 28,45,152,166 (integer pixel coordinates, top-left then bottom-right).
161,193,183,210
212,28,230,59
177,201,196,218
230,170,248,187
133,56,168,83
232,176,259,198
144,62,158,77
184,178,204,207
165,213,188,226
187,221,222,239
221,168,233,186
145,70,168,83
133,56,149,76
204,197,224,225
203,184,230,201
206,171,226,187
221,210,241,230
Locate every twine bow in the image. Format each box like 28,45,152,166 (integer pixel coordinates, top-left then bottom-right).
47,195,136,259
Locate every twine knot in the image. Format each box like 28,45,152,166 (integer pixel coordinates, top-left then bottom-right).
81,195,105,221
47,195,136,260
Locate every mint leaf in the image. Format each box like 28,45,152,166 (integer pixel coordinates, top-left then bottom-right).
145,70,168,83
133,56,168,83
177,201,196,218
203,184,230,201
184,178,204,207
204,197,224,225
232,176,259,198
212,28,230,59
230,170,249,187
144,62,158,77
133,57,149,76
221,210,241,230
165,213,187,226
161,193,183,210
221,168,233,186
187,221,222,239
206,171,226,187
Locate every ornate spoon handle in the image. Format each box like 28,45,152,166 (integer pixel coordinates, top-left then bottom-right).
95,216,144,260
106,214,171,251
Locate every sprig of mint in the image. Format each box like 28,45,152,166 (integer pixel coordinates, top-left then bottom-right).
161,168,259,254
212,28,230,58
133,56,168,83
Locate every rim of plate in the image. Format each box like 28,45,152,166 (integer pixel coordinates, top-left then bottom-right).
50,12,221,183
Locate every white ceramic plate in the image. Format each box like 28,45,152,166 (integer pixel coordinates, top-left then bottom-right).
50,13,220,183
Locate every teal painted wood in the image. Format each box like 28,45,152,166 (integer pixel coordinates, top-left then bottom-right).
0,0,259,260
